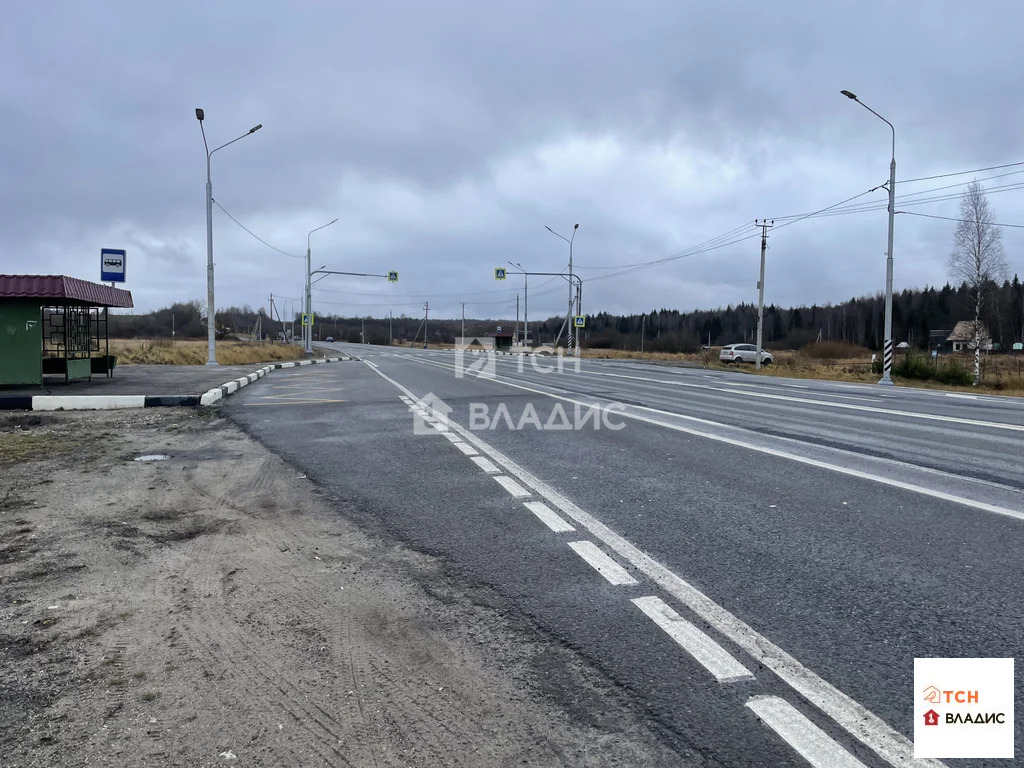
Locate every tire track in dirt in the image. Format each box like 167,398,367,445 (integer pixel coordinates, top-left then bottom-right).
173,455,361,766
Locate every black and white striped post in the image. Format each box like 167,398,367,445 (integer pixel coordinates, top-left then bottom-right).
840,90,896,386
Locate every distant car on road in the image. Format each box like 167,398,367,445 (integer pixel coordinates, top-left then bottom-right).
325,336,334,343
720,343,772,365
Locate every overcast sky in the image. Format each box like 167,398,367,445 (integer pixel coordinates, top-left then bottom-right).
3,0,1023,322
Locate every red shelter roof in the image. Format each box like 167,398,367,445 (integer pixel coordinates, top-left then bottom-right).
0,275,133,308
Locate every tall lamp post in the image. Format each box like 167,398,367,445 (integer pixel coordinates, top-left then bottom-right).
305,219,338,355
840,89,896,385
509,261,528,346
195,108,262,366
545,223,580,356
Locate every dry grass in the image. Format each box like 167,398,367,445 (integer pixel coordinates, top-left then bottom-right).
108,339,305,366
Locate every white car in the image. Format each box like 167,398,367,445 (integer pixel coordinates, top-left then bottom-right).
720,343,772,365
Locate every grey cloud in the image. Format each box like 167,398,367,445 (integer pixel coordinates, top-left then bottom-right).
2,0,1023,320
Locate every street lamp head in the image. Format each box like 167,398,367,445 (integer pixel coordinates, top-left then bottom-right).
328,218,338,225
195,108,205,121
249,124,263,133
840,90,858,100
544,225,555,234
573,223,579,230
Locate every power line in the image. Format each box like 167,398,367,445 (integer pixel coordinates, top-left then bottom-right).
212,200,303,258
898,159,1024,185
897,211,1024,229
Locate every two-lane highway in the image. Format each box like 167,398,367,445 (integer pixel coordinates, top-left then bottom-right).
224,343,1023,767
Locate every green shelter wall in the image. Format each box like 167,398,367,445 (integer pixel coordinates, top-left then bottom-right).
0,300,42,386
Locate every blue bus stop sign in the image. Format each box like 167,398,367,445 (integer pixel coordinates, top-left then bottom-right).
101,249,126,282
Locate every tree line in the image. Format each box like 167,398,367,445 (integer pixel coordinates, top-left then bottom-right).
108,276,1023,353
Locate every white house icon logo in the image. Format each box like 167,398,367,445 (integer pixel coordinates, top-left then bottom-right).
922,685,941,704
412,392,453,435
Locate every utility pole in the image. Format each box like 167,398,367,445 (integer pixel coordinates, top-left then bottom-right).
361,317,365,344
545,223,579,356
524,274,529,346
424,302,429,349
459,301,467,346
515,294,520,344
755,219,773,371
641,314,645,354
389,310,393,346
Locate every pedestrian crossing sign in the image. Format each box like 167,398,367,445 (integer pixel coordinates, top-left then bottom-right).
574,315,586,328
495,268,507,280
302,313,313,327
388,271,399,282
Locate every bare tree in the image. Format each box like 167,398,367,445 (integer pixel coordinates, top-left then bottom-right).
948,181,1009,385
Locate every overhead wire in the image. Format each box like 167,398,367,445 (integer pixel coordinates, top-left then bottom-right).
896,211,1024,229
897,159,1024,185
212,200,304,258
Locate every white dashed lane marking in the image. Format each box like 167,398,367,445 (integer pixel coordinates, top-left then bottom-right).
453,441,478,456
746,696,868,768
632,596,753,683
523,501,575,532
493,475,530,498
567,541,638,586
470,455,500,473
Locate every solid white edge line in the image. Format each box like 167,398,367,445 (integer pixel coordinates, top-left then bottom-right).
469,455,499,473
586,369,1024,433
746,695,867,768
567,540,638,586
632,596,753,683
363,360,943,768
362,366,946,768
493,475,530,498
523,501,575,532
407,355,1024,522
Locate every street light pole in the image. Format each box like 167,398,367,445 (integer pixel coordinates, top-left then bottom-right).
545,224,580,356
509,261,528,347
841,89,896,386
306,219,338,355
195,108,262,366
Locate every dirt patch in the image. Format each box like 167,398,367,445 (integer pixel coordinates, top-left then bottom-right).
0,410,682,767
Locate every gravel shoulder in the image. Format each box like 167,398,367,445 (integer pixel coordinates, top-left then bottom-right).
1,409,682,767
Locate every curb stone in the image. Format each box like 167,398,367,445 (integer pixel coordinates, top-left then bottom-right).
0,357,350,411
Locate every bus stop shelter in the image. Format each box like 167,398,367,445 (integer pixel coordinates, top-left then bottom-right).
0,275,134,387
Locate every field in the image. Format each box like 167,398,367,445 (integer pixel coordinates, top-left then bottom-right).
107,338,306,366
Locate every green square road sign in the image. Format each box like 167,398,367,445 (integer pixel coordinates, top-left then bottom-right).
574,315,586,328
495,267,507,280
388,270,399,282
302,312,314,327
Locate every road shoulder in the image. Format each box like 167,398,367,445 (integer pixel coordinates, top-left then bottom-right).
0,409,683,767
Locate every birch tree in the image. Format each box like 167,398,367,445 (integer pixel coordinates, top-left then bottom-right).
948,182,1009,385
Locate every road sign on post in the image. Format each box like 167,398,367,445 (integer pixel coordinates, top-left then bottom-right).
302,312,313,327
494,268,506,280
101,249,126,283
574,315,586,328
388,270,399,282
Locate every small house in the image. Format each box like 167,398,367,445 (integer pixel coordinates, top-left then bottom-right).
947,321,993,352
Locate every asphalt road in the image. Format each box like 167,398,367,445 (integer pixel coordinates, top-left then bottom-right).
223,343,1024,767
